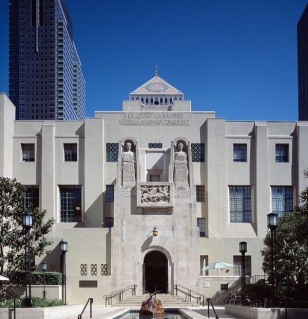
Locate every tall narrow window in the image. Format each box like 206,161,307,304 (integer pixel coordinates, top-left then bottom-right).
233,256,251,276
229,186,251,223
200,255,208,275
233,144,247,162
275,144,289,163
197,218,206,237
59,186,82,222
23,186,39,209
106,185,114,202
21,144,35,162
196,186,205,202
271,186,293,215
64,143,77,161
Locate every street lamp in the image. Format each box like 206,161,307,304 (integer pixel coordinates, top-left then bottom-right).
60,240,68,303
42,262,47,299
21,212,34,308
239,241,247,304
262,262,268,283
267,212,278,305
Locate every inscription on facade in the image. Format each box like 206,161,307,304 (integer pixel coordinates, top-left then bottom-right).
119,113,190,126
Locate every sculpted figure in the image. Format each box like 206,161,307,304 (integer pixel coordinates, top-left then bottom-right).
174,142,189,187
122,142,135,188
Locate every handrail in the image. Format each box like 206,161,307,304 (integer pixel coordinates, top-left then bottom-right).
78,297,93,319
207,298,219,319
103,284,136,306
174,284,205,305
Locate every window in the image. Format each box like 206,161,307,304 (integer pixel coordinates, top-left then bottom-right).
233,144,247,162
106,185,114,202
23,186,39,209
197,218,206,237
276,144,289,163
233,256,251,276
271,186,293,215
64,143,77,161
21,144,35,162
148,143,162,148
229,186,251,223
106,217,114,228
200,255,208,275
191,143,205,162
59,186,82,222
106,143,119,162
196,186,205,202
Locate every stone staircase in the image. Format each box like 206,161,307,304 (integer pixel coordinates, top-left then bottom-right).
111,293,201,308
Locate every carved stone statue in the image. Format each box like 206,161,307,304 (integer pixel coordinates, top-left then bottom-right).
122,142,135,188
174,142,189,188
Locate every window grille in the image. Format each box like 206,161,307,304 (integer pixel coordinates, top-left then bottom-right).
191,143,205,162
106,143,119,162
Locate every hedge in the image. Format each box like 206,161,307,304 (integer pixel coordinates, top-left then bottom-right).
10,271,62,285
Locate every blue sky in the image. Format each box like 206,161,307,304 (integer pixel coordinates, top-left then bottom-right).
0,0,307,120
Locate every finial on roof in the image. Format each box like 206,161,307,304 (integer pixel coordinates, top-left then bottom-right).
155,66,158,76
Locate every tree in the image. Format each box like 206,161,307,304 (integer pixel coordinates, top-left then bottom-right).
0,177,54,277
261,170,308,298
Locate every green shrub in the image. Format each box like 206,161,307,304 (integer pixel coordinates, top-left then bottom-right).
0,297,66,308
10,271,62,285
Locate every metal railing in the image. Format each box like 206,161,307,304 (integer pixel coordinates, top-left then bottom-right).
207,298,219,319
78,297,93,319
103,284,137,306
174,284,206,306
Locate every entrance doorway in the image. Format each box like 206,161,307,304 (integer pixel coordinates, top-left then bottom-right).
144,251,168,294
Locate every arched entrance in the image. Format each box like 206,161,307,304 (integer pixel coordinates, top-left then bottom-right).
144,251,168,293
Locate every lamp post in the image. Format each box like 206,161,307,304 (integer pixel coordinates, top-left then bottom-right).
262,263,268,283
239,241,247,304
267,213,278,305
42,262,47,299
21,212,34,308
60,240,68,303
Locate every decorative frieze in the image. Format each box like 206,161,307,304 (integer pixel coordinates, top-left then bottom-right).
137,182,173,208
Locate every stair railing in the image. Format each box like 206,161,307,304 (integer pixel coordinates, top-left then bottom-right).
207,298,219,319
78,297,93,319
103,284,137,306
174,284,205,305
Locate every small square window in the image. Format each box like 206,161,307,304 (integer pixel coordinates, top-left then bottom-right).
106,185,114,202
21,144,35,162
196,186,205,202
106,217,114,228
233,144,247,162
276,144,289,163
64,143,77,161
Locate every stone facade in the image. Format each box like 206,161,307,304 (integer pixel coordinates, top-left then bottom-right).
1,73,308,304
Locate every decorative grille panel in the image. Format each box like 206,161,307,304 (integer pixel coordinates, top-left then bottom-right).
148,143,162,148
80,264,87,276
106,143,119,162
91,264,97,276
191,143,205,162
101,264,108,276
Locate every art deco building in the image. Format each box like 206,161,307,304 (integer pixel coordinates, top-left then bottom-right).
8,0,85,120
1,72,308,304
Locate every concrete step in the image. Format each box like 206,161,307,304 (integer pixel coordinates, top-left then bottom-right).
111,294,200,308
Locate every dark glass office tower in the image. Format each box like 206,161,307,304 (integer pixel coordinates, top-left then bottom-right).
298,4,308,121
9,0,86,120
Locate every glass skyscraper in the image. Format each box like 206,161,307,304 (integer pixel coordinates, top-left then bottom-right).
9,0,86,120
298,4,308,121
